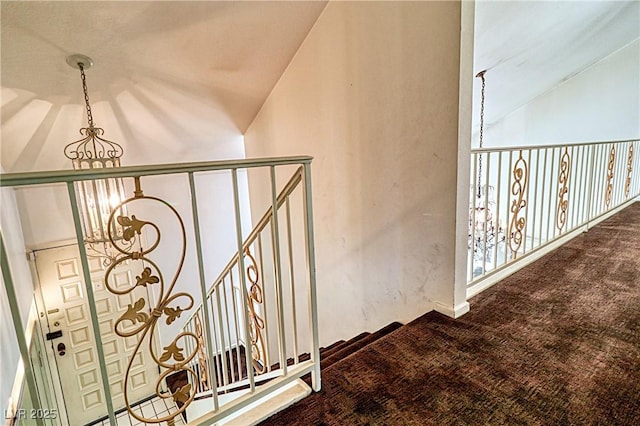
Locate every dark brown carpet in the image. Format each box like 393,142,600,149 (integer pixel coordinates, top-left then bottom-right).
259,202,640,425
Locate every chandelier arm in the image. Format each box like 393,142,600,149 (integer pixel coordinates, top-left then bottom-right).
94,133,125,158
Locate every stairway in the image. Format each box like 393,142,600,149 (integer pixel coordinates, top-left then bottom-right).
289,322,402,387
258,321,403,389
167,322,404,424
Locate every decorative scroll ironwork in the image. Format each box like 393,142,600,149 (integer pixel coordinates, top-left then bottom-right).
509,150,528,257
556,147,571,233
244,247,267,374
194,312,210,391
104,178,198,424
625,143,634,198
605,145,616,208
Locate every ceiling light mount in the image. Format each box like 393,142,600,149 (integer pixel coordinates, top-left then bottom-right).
66,54,94,70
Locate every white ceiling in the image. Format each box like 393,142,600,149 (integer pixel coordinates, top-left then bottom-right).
1,1,638,172
474,0,639,129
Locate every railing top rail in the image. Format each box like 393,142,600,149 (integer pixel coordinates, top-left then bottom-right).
0,155,313,187
471,138,639,154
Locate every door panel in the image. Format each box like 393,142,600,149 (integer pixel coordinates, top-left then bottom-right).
34,245,159,425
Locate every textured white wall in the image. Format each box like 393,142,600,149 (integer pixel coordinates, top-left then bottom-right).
480,39,640,147
244,1,464,346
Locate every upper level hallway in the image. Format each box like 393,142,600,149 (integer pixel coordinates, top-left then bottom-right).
260,201,640,425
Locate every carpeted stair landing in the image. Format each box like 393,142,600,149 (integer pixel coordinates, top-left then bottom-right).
269,322,403,384
259,202,640,425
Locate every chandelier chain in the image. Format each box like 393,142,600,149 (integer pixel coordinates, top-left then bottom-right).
78,63,95,129
476,70,486,198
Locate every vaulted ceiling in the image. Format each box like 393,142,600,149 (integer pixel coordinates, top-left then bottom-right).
1,1,327,172
2,1,638,173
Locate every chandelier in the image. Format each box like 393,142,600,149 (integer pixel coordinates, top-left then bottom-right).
64,54,129,262
469,70,506,275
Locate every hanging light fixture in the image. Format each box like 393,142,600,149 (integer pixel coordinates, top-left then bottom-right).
469,70,505,275
64,54,129,261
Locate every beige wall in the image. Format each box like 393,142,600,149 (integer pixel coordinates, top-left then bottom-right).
245,1,466,346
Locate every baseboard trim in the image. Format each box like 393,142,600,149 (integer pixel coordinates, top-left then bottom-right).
434,301,470,319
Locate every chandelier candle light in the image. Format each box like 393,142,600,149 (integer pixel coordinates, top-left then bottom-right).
64,54,128,260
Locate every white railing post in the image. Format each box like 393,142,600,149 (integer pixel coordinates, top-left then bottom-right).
66,182,116,426
231,168,256,393
482,153,490,273
257,235,271,370
585,143,597,229
270,166,288,376
530,148,539,251
302,162,321,392
188,172,220,411
215,288,230,388
493,152,503,271
285,197,299,364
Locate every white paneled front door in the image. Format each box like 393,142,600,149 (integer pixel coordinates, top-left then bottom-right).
34,244,160,426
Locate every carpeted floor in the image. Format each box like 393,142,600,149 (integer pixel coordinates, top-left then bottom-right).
259,202,640,425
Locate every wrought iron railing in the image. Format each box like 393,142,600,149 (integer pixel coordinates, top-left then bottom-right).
181,166,311,397
0,156,320,426
468,139,640,296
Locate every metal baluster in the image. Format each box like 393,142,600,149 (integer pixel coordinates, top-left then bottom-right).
492,152,503,270
228,269,243,383
530,148,540,251
215,288,229,389
231,168,256,392
188,172,219,410
257,235,271,372
221,279,235,387
573,145,579,230
586,144,597,227
209,297,223,391
285,196,299,364
538,148,548,244
270,166,288,375
482,153,491,274
505,151,513,263
523,149,532,253
546,148,557,242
